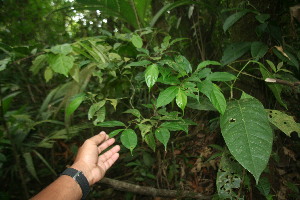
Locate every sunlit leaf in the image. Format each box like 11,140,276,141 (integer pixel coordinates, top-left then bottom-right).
123,109,141,118
145,64,159,89
131,35,143,48
44,67,53,82
144,132,156,152
48,54,74,77
176,88,187,111
50,43,72,55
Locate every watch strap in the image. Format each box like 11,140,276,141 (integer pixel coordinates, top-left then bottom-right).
61,168,90,199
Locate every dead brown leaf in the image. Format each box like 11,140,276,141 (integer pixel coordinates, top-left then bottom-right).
275,46,290,60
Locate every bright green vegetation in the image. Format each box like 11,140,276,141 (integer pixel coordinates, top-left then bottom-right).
1,0,300,199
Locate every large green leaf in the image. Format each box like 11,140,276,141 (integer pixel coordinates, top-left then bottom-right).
221,42,251,65
267,109,300,137
220,98,273,183
145,64,159,89
155,128,170,151
48,54,74,77
65,93,85,118
223,10,249,32
121,129,137,154
156,86,179,108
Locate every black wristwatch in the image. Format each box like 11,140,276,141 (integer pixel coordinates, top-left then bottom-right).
61,168,90,199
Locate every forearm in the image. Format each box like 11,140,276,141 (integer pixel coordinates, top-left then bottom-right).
30,175,82,200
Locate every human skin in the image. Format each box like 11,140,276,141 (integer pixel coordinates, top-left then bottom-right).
31,131,120,200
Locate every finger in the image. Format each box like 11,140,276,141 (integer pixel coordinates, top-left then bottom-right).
99,145,120,162
100,153,119,171
88,131,107,145
97,138,115,154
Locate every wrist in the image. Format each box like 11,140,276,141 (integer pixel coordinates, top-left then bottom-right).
71,162,93,185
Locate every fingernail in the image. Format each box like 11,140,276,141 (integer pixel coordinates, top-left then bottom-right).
100,131,106,135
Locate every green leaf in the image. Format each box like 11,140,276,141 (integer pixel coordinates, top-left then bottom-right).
223,10,249,32
131,35,143,48
48,54,75,77
256,177,271,196
23,152,40,182
44,67,53,82
137,124,152,139
96,121,125,127
93,106,106,125
121,129,137,155
206,72,236,82
174,55,192,74
251,41,268,60
30,54,47,74
198,80,226,114
160,121,188,133
155,128,170,151
176,88,187,111
196,60,221,72
221,42,251,65
220,98,273,183
33,150,57,176
50,44,72,55
123,109,141,118
125,60,152,67
144,132,156,152
88,100,106,120
267,109,300,137
65,93,85,118
259,65,287,109
109,129,124,138
255,14,270,23
0,57,10,72
145,64,159,89
156,86,179,108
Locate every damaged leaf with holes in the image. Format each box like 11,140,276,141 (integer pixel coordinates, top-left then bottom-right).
267,109,300,137
216,153,243,199
220,98,273,183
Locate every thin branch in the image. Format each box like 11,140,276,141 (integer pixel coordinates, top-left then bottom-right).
100,177,212,199
265,78,300,87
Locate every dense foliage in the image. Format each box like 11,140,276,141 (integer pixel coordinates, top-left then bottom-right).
1,0,300,199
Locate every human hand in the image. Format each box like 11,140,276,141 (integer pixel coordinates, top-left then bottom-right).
71,131,120,185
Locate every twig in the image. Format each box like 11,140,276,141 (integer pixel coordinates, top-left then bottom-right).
12,52,44,65
100,177,212,199
265,78,300,87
